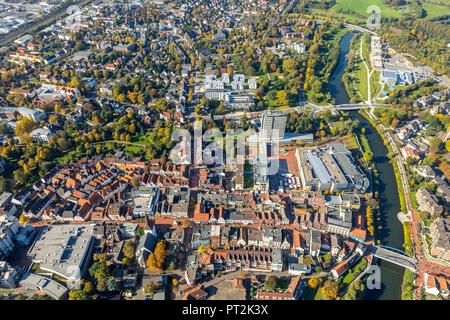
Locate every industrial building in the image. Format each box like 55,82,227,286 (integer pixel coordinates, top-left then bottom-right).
296,143,369,193
27,224,95,288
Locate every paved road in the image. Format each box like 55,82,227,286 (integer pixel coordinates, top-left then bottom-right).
209,103,393,122
343,23,378,36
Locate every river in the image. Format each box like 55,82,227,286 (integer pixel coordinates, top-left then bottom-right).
328,32,405,300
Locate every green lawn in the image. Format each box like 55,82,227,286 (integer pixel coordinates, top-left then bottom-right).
422,3,450,19
314,287,330,300
310,8,366,24
125,145,143,153
303,285,329,300
355,57,369,101
312,0,449,23
131,134,151,145
370,70,382,100
331,0,405,18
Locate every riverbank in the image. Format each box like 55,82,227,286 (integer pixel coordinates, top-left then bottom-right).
357,109,416,300
348,110,405,300
329,28,406,299
358,109,408,214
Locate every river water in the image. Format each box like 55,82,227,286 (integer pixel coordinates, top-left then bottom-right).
328,32,405,300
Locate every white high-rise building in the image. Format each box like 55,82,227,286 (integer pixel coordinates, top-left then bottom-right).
261,111,286,141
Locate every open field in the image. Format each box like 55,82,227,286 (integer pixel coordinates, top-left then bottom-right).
422,3,450,19
331,0,405,18
311,0,450,23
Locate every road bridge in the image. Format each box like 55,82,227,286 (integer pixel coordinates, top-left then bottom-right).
368,245,418,272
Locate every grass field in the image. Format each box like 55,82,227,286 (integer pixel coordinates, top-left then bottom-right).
422,3,450,19
125,145,143,153
370,70,382,101
312,0,450,23
303,285,330,300
331,0,405,18
356,58,369,101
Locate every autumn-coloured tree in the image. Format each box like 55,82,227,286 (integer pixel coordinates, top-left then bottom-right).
83,281,94,294
439,161,450,180
154,240,168,269
366,206,374,236
308,277,322,289
321,280,339,299
146,253,159,271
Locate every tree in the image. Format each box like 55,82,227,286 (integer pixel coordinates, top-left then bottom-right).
19,213,27,224
107,277,121,292
89,259,110,280
83,281,94,294
308,277,322,289
422,155,437,167
68,290,89,300
342,279,365,300
311,79,323,95
154,240,168,270
321,280,339,299
123,240,136,260
282,58,297,73
363,151,373,162
129,123,136,134
264,275,277,291
405,156,415,166
429,138,442,153
276,90,287,106
96,277,108,292
136,227,144,238
144,281,159,294
15,117,37,137
146,253,159,271
439,161,450,180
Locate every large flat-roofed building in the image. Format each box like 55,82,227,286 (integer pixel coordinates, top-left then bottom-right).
261,111,286,141
27,224,95,288
130,186,160,217
296,143,369,193
381,69,414,86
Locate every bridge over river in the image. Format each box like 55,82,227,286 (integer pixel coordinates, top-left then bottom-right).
366,245,418,272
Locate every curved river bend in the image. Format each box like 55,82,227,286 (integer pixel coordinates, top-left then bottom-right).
328,32,405,300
